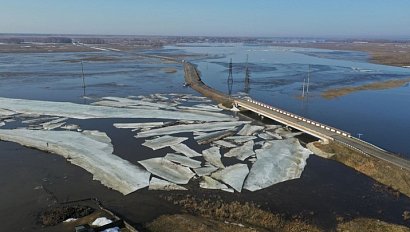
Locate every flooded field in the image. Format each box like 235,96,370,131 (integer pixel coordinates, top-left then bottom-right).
1,45,410,231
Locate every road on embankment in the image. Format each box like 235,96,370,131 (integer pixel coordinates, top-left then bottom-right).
183,61,410,172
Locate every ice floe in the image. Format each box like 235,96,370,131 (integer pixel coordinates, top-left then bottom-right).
194,129,236,144
243,138,312,192
202,147,225,169
0,129,150,195
194,165,219,176
165,153,202,168
237,124,264,136
200,176,230,191
142,135,188,150
113,122,164,129
148,177,187,191
0,97,233,122
224,140,255,161
136,121,247,138
211,164,249,192
225,135,257,144
170,143,202,157
138,157,195,184
212,140,237,148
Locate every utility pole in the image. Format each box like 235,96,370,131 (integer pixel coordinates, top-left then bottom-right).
302,78,306,98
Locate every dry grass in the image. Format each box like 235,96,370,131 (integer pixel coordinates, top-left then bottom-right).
160,195,321,232
322,78,410,99
147,214,264,232
336,218,410,232
312,142,410,197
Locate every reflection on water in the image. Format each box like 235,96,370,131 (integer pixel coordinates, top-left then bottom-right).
171,44,410,156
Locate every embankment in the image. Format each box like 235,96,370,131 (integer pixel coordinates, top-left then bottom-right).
184,62,233,106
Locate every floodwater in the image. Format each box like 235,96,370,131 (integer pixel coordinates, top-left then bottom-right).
1,46,410,230
170,43,410,156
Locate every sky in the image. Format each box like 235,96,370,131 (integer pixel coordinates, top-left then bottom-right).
1,0,410,39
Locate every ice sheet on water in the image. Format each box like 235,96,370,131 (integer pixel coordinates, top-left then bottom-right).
142,135,188,150
200,176,230,191
0,129,150,195
0,108,16,116
149,177,187,191
243,138,312,192
212,140,237,148
102,96,176,109
194,129,236,144
202,147,225,169
225,135,257,144
136,121,247,138
224,140,255,161
211,164,249,192
194,165,219,176
114,122,164,129
170,143,202,157
0,97,233,122
237,124,264,136
138,157,195,184
165,153,202,168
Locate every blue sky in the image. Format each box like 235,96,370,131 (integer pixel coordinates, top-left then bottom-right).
1,0,409,38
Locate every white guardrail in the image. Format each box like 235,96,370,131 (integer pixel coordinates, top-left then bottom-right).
242,98,351,138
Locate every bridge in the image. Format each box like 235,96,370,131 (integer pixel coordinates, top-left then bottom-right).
183,61,410,172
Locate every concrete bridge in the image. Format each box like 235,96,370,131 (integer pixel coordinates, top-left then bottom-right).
234,98,410,171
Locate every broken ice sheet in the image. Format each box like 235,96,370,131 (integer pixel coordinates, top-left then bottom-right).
224,140,255,161
138,157,195,184
194,165,219,176
200,176,230,191
243,138,312,192
0,129,150,195
170,143,202,157
136,121,247,138
142,135,188,150
114,122,164,129
0,97,233,122
212,140,237,148
225,135,257,144
149,177,187,191
237,124,264,136
202,147,225,169
194,129,236,145
164,153,202,168
211,164,249,192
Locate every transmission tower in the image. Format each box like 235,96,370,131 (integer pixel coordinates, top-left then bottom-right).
244,54,250,93
227,58,233,95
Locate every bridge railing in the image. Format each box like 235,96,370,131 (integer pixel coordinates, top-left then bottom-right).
239,98,351,138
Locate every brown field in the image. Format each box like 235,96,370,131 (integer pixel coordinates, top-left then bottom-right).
275,42,410,67
321,77,410,99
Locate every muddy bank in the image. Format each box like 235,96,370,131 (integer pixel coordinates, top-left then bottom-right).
312,141,410,197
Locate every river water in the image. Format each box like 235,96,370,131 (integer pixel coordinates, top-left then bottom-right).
169,43,410,156
1,45,410,230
